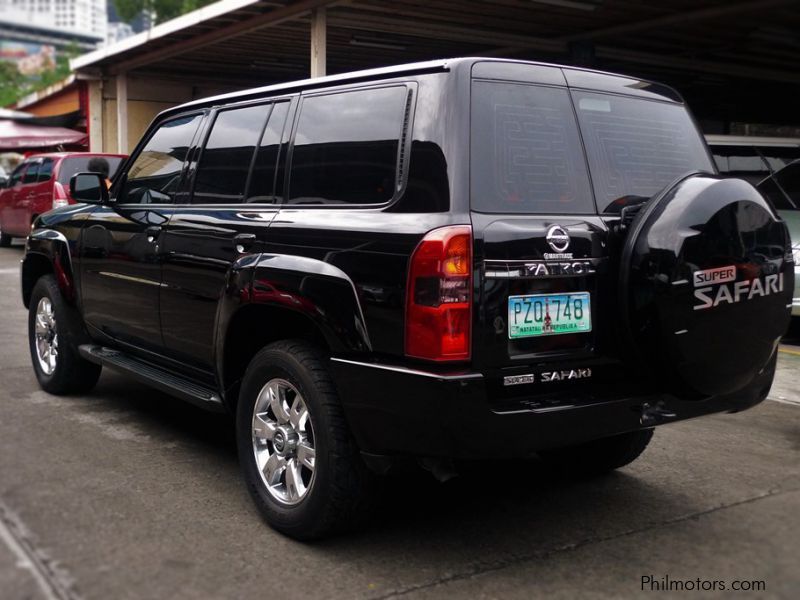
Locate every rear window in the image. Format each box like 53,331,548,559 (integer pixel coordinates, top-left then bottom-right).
58,156,124,184
471,81,593,214
573,91,713,211
471,82,712,214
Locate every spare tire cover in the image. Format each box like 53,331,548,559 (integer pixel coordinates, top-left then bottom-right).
620,173,793,398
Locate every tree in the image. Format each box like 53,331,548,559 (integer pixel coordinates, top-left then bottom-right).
0,43,79,108
0,61,27,108
113,0,216,25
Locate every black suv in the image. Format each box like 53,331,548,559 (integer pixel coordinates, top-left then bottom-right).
22,59,794,539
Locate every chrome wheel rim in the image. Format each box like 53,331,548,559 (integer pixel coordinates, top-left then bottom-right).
251,378,316,505
34,297,58,375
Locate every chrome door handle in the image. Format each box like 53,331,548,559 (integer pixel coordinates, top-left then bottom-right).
234,233,256,253
145,225,162,243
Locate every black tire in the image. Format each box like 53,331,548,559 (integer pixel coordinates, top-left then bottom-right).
236,340,375,540
28,275,102,394
0,229,11,247
539,429,654,476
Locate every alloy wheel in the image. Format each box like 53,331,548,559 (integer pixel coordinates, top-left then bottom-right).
251,378,317,505
34,297,58,375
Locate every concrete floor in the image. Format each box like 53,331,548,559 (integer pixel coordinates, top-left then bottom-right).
0,242,798,600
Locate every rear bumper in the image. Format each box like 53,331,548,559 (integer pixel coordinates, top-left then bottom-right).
330,356,774,459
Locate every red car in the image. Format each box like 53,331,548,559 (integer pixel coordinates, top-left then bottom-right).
0,152,126,246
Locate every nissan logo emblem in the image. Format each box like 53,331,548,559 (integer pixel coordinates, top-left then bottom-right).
546,225,570,253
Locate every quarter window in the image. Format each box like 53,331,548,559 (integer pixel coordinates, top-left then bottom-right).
288,86,408,205
193,104,271,204
119,113,202,204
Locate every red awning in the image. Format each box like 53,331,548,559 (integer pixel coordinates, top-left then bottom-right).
0,120,88,152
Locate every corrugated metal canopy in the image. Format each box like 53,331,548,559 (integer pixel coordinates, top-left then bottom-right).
72,0,800,126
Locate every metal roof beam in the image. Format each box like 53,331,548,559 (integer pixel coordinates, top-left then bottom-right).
559,0,797,43
101,0,341,75
595,45,800,84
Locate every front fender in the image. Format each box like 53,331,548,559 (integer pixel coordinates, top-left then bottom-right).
22,229,76,308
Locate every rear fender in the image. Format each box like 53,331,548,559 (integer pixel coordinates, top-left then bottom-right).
214,253,372,391
21,229,76,308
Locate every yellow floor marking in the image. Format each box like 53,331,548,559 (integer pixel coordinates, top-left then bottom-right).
778,347,800,357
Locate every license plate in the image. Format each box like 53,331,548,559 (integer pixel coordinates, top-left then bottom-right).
508,292,591,339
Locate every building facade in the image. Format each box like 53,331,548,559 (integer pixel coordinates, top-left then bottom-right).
0,0,107,42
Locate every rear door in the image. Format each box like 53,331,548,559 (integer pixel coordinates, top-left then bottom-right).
470,74,605,375
158,98,293,372
469,66,715,399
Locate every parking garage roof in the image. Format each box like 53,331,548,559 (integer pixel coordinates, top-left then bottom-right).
72,0,800,126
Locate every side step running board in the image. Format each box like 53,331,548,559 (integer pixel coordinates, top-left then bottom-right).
79,345,225,412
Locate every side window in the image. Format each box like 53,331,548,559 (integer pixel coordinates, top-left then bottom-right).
38,159,54,183
288,86,408,205
775,162,800,204
119,113,202,204
22,162,40,184
247,101,290,203
9,164,26,187
757,177,796,211
192,104,271,204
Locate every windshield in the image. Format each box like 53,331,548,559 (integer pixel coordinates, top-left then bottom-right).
470,81,713,214
58,156,124,184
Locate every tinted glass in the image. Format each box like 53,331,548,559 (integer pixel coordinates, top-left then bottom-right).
775,161,800,207
193,104,270,204
288,86,407,205
58,156,124,184
22,162,39,184
573,92,713,211
710,145,768,184
248,102,290,203
9,164,26,186
471,81,593,214
37,159,54,182
758,146,800,173
757,176,796,211
120,114,202,204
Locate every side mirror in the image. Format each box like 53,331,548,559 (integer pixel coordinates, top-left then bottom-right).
70,172,109,205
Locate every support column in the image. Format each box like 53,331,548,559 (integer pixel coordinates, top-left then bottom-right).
116,72,128,153
310,7,327,78
87,79,103,152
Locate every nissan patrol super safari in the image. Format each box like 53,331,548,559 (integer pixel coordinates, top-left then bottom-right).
22,59,794,539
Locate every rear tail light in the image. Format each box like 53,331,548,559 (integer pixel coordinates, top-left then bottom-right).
52,181,69,209
405,225,472,361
